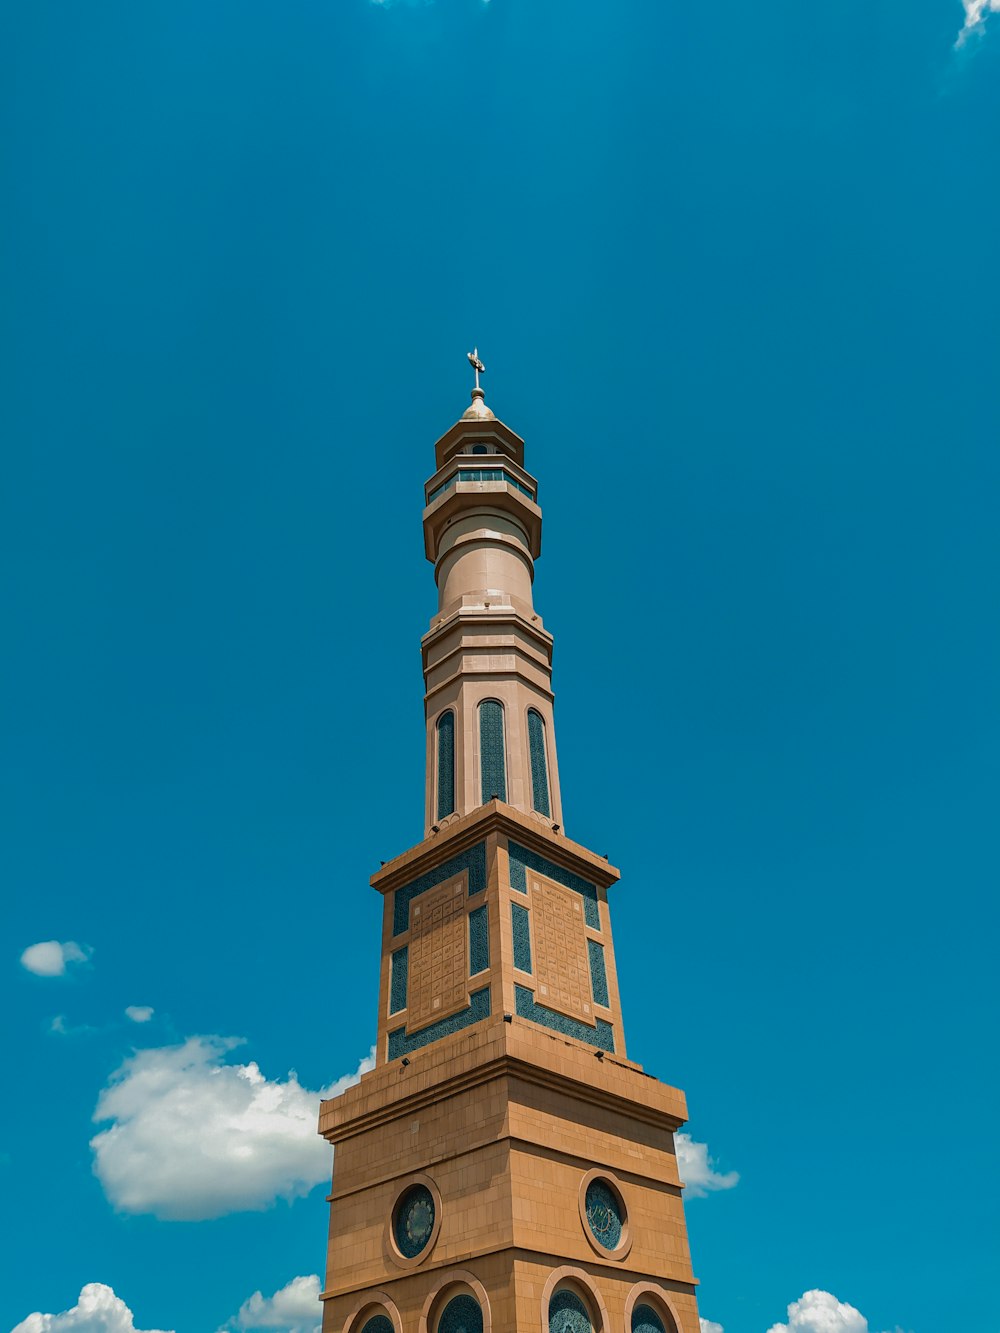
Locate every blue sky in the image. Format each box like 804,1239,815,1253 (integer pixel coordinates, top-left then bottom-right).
1,2,998,1331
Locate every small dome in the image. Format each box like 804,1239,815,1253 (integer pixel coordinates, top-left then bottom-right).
461,387,496,421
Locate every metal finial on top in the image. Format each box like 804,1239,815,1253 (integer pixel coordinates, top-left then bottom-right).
467,347,485,391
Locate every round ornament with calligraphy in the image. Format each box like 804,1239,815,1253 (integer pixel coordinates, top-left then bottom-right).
394,1184,436,1259
584,1177,625,1251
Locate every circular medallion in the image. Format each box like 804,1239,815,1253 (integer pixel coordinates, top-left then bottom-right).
393,1184,436,1259
584,1177,625,1251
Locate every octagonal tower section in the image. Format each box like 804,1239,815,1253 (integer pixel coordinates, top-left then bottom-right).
421,387,563,838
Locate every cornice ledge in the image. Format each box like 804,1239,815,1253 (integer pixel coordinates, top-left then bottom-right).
319,1052,509,1144
319,1247,698,1303
370,801,620,895
502,1050,687,1132
420,609,555,655
319,1045,686,1145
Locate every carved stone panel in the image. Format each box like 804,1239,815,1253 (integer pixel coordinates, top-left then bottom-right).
407,876,469,1032
530,874,595,1026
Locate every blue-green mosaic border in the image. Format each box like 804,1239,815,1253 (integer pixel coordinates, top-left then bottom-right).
392,842,487,936
512,902,532,973
387,986,491,1059
469,905,489,975
514,984,614,1052
389,947,408,1014
527,709,551,817
508,841,600,929
587,939,609,1007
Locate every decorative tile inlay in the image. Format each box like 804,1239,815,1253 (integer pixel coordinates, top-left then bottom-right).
469,905,489,975
631,1306,666,1333
548,1289,593,1333
507,841,600,929
438,1294,483,1333
436,710,455,820
360,1317,394,1333
587,938,609,1008
407,877,468,1032
389,946,408,1014
515,984,614,1052
511,902,532,973
527,708,551,817
532,876,594,1024
585,1176,624,1250
393,1183,435,1259
387,986,491,1059
392,842,487,936
479,699,507,802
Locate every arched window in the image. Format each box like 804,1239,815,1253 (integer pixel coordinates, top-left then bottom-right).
437,1293,483,1333
436,711,455,820
631,1305,668,1333
548,1288,593,1333
471,444,489,455
479,700,507,803
527,709,551,817
359,1317,394,1333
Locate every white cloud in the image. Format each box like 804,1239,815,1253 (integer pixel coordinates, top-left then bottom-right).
49,1014,96,1037
124,1006,154,1024
766,1290,895,1333
90,1036,375,1220
699,1292,902,1333
20,940,90,977
218,1275,321,1333
676,1132,740,1198
10,1281,172,1333
957,0,1000,44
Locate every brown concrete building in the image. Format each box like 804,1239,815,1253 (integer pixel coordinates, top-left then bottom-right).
319,370,702,1333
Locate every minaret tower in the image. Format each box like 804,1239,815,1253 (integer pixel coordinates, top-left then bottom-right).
319,359,703,1333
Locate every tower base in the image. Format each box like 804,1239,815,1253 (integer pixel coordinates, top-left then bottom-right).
320,1015,701,1333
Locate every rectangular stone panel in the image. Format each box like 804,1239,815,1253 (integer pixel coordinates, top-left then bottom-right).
407,875,469,1032
530,874,595,1025
507,840,601,928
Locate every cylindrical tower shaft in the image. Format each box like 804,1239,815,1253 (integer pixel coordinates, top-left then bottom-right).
421,387,563,835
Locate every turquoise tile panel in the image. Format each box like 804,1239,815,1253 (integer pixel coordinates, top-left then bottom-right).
479,700,507,803
512,902,532,973
527,709,551,817
387,986,491,1059
507,841,600,928
587,939,609,1007
514,984,614,1052
436,710,455,819
392,842,487,936
389,946,408,1014
469,905,489,975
